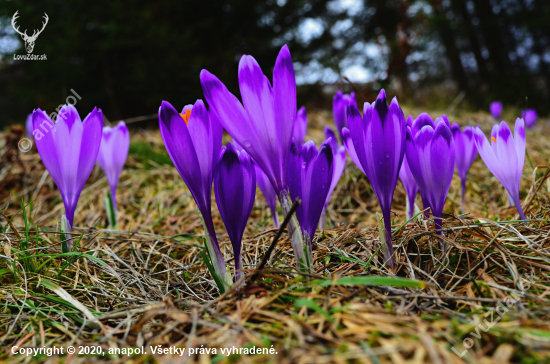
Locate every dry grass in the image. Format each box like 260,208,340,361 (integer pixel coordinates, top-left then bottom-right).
0,110,549,363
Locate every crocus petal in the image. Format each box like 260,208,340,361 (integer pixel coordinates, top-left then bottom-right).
273,44,297,153
333,91,355,141
514,118,526,174
25,113,33,139
341,127,365,174
293,106,307,144
412,113,434,136
324,127,338,152
325,146,346,206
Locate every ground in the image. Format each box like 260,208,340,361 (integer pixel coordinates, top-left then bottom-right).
0,107,549,363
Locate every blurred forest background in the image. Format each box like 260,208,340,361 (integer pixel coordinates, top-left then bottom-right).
0,0,548,127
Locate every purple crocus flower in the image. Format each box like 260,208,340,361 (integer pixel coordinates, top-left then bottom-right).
97,121,130,217
319,127,346,230
201,45,306,269
214,142,256,282
293,106,308,144
255,164,279,227
451,123,477,210
490,102,502,120
406,118,455,236
399,156,418,220
399,116,419,220
522,109,538,129
159,99,228,284
342,89,406,266
473,119,526,220
25,113,33,139
32,105,103,230
333,91,356,142
288,140,333,267
233,139,279,228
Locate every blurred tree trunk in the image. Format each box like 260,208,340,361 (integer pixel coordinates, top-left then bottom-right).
451,0,489,84
471,0,512,77
432,4,469,91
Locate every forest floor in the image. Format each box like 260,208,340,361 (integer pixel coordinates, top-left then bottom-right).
0,108,549,363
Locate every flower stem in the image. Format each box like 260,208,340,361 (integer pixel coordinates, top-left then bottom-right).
199,213,229,286
460,177,467,214
319,206,327,231
511,193,527,220
278,190,307,272
378,210,395,268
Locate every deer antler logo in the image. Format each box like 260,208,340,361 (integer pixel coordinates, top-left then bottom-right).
12,11,49,54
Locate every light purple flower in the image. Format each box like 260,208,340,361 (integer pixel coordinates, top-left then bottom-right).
490,102,502,120
343,89,406,266
288,140,333,267
32,105,103,230
214,142,256,282
451,123,477,209
159,99,227,283
25,114,33,139
319,127,346,230
406,118,455,235
333,91,356,142
522,109,538,129
473,119,526,219
233,139,279,228
293,106,308,145
399,116,418,220
201,45,306,269
97,121,130,214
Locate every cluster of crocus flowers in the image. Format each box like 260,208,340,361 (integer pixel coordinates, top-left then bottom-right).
97,121,130,227
474,119,527,220
288,140,333,267
158,99,229,285
342,89,406,266
214,142,256,282
32,105,103,248
406,114,455,237
490,101,502,120
201,45,308,270
522,109,538,129
451,123,477,211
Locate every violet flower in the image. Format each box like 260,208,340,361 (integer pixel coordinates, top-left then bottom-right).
333,91,356,142
159,99,228,285
32,105,103,232
473,119,527,219
214,142,256,282
319,127,346,230
233,139,279,228
97,121,130,226
25,113,33,139
522,109,538,129
399,157,418,220
490,102,502,120
342,89,406,266
451,123,477,211
288,140,333,268
406,118,455,236
201,45,307,270
399,116,419,220
293,106,308,144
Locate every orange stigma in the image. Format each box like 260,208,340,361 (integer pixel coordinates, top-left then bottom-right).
180,109,191,125
491,137,497,143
